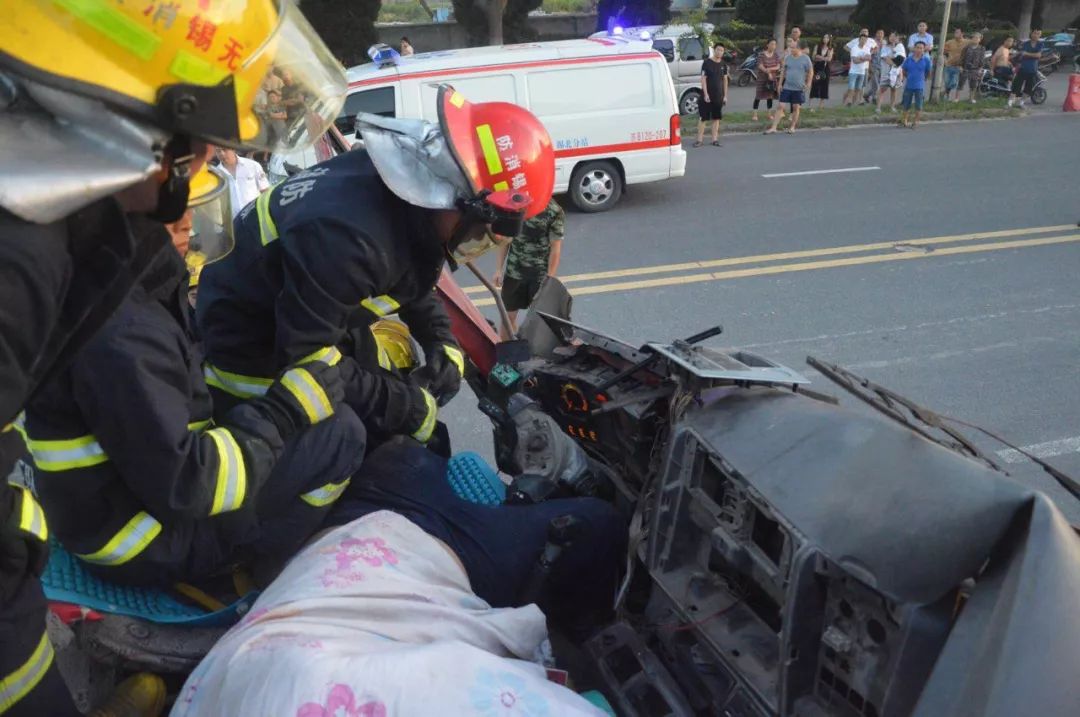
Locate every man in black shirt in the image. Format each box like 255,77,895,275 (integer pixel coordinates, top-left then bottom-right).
695,43,730,147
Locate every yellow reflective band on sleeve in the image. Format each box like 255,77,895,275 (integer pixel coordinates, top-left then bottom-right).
301,477,352,508
475,124,504,176
360,295,401,317
27,434,108,471
206,428,247,516
76,512,162,567
256,188,280,246
280,368,334,424
16,487,47,543
187,419,212,432
377,347,392,371
297,346,343,367
0,630,54,714
442,345,465,377
411,389,438,443
203,364,273,399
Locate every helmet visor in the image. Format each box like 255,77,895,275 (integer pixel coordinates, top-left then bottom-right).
241,1,346,152
186,166,233,271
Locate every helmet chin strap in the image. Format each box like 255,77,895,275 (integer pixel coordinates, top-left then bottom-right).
147,136,193,223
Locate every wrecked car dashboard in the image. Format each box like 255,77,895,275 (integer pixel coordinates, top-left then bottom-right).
472,311,1080,717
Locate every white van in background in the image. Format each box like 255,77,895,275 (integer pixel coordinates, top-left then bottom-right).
341,38,686,212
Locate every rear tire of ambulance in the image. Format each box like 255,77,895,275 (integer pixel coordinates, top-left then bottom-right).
569,161,623,213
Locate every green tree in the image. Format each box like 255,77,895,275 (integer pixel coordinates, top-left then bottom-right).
452,0,544,45
968,0,1044,30
850,0,935,32
594,0,672,34
303,0,382,67
733,0,805,27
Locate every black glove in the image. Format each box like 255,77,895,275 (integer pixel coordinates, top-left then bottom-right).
252,361,345,439
1,484,49,604
411,344,465,406
404,384,439,443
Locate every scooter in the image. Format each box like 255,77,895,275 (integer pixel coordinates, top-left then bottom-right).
736,48,759,87
978,67,1048,104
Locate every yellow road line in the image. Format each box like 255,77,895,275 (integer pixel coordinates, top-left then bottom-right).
467,234,1080,307
460,224,1074,295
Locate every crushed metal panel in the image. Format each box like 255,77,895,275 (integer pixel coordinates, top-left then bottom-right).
645,342,811,386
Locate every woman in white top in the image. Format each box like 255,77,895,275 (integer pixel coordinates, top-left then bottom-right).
877,33,907,113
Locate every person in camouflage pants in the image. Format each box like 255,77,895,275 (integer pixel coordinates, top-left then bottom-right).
493,198,565,339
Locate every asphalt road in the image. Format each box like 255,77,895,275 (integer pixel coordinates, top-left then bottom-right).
442,111,1080,521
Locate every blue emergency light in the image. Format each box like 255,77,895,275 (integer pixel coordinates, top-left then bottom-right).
367,44,400,68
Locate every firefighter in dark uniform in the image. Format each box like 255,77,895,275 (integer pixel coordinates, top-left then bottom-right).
0,1,348,713
197,86,557,443
24,168,363,588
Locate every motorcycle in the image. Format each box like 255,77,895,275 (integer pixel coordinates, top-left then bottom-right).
43,272,1080,716
978,67,1049,104
736,48,759,87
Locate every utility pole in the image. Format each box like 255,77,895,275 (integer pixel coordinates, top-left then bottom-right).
930,0,954,104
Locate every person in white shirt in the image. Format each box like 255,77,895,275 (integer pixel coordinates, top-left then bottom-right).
908,22,934,54
844,30,875,106
216,147,270,218
877,33,907,113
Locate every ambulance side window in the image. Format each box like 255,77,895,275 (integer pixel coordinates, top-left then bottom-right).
652,39,675,63
336,87,396,133
528,64,656,117
419,75,517,120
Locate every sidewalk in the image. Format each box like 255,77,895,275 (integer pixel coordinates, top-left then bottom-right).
716,71,1072,117
685,71,1077,135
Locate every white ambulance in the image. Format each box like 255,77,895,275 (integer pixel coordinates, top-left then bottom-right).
340,38,687,212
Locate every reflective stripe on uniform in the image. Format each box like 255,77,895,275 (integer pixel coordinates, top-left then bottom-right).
279,368,334,424
76,511,162,567
203,363,273,398
206,428,247,515
27,434,108,471
187,419,212,432
360,295,400,317
256,187,279,246
411,389,438,443
300,477,352,508
297,346,343,367
16,487,47,543
442,345,465,377
0,630,54,714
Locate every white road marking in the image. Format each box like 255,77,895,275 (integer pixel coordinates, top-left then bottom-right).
997,436,1080,464
762,166,881,178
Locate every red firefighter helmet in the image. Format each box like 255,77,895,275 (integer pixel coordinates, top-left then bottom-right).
437,85,555,233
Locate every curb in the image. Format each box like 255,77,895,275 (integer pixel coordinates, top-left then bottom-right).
681,108,1026,137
